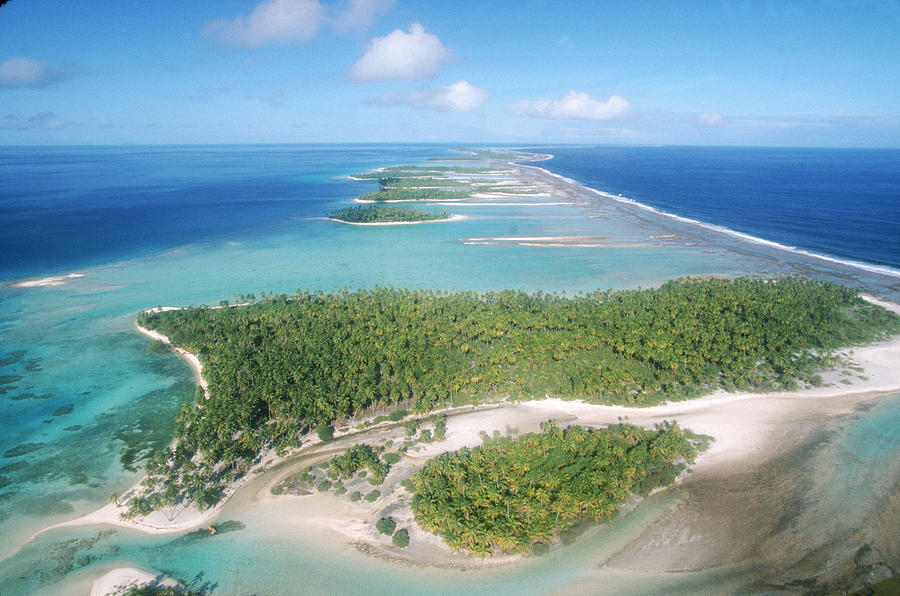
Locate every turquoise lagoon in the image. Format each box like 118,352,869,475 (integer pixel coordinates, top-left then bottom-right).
0,145,898,594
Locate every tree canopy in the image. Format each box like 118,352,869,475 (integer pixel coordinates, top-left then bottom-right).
410,422,696,555
130,277,899,515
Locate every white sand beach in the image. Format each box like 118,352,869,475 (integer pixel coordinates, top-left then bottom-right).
329,214,467,226
90,567,178,596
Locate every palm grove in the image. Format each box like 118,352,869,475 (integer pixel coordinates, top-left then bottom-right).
127,278,900,520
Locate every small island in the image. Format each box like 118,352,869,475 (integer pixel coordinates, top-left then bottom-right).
329,205,455,225
409,421,696,555
125,277,900,527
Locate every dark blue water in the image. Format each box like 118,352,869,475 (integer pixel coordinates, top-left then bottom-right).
536,146,900,271
0,144,449,280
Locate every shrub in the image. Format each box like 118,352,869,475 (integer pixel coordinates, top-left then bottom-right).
350,491,361,502
376,517,396,536
317,480,332,492
392,528,410,548
432,414,447,441
382,452,401,465
389,410,407,422
419,429,432,443
317,425,334,441
403,419,420,438
365,490,381,502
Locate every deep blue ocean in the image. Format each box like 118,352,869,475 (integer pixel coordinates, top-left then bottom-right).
536,145,900,272
2,145,897,282
0,144,898,595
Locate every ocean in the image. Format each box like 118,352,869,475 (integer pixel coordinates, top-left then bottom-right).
536,145,900,273
0,144,897,594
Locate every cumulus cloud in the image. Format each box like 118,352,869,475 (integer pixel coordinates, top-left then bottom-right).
349,23,450,81
696,111,726,126
0,111,68,130
373,80,488,112
203,0,326,48
203,0,394,48
332,0,396,31
511,91,629,120
0,57,80,88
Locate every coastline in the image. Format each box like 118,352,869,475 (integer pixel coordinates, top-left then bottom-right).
512,156,900,281
134,314,207,395
90,567,178,596
329,214,467,226
38,320,900,565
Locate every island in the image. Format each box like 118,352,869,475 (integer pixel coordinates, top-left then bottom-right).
115,277,900,558
329,205,454,225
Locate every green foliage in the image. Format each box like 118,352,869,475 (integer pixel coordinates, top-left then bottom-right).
330,205,449,223
376,517,397,535
365,490,381,502
403,418,420,438
432,414,448,441
327,444,388,484
350,491,361,502
316,480,332,492
410,423,696,555
317,425,334,442
360,188,469,202
382,452,401,465
133,278,900,511
388,410,407,422
392,528,410,548
350,165,497,180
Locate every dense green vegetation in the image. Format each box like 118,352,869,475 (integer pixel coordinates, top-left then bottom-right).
327,444,388,484
130,278,900,516
410,422,696,555
392,528,410,547
330,205,450,223
350,165,500,179
376,517,397,535
380,177,468,189
360,188,470,202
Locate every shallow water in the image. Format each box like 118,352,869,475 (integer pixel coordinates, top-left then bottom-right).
0,145,898,594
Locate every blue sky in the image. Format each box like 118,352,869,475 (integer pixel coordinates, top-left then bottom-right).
1,0,898,146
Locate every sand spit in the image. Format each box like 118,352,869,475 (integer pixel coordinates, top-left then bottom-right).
90,567,179,596
329,214,467,226
11,273,84,287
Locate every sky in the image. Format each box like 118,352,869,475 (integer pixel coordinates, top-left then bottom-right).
1,0,899,146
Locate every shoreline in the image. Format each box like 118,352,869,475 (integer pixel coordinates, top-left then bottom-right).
90,567,178,596
134,316,207,395
513,156,900,281
329,214,467,226
35,321,900,565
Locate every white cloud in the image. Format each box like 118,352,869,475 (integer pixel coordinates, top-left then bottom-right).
511,91,629,120
203,0,326,48
349,23,450,81
373,80,488,112
0,111,68,130
332,0,396,31
0,57,80,88
696,111,726,126
203,0,395,48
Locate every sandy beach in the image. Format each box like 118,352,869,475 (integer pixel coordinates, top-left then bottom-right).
19,153,898,593
10,273,84,288
329,214,467,226
134,315,207,395
43,316,900,592
90,567,178,596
